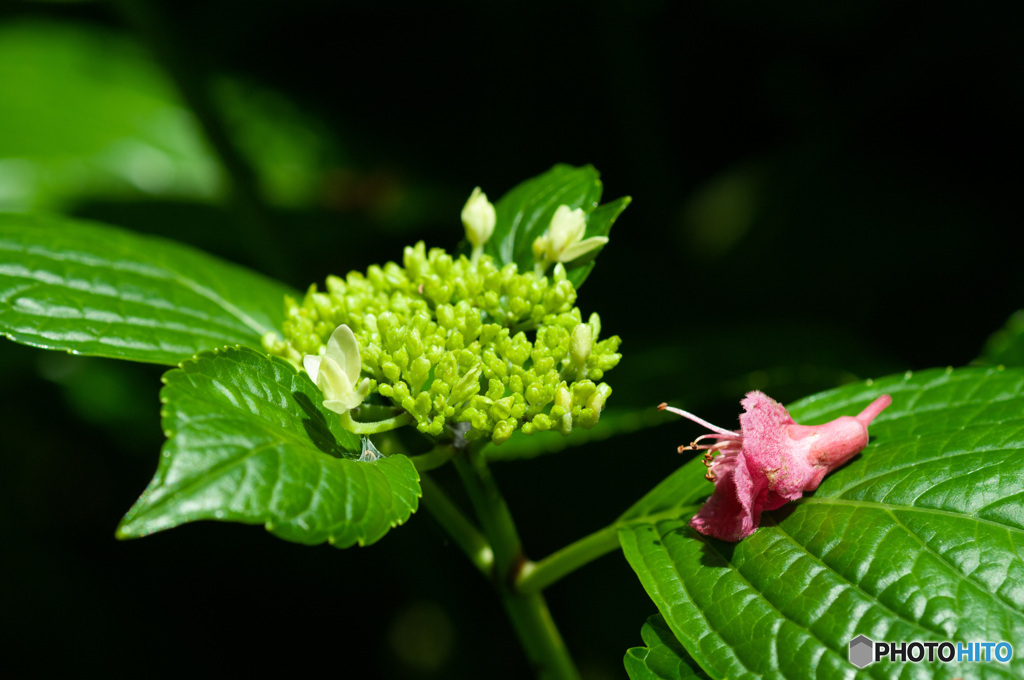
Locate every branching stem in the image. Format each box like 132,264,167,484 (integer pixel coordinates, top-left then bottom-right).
452,445,581,680
515,523,621,596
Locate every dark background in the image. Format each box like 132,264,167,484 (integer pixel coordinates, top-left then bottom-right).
1,1,1021,678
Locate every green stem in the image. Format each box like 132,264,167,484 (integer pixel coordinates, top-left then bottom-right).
452,447,522,575
515,523,621,596
517,503,706,596
470,244,484,265
338,410,413,435
409,445,454,472
419,474,493,576
453,446,581,680
501,592,580,680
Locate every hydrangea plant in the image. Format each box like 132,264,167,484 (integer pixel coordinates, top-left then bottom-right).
2,164,1024,679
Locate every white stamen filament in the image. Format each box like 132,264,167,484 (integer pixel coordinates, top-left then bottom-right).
658,403,740,437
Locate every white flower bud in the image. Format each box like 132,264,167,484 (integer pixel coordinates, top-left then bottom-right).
303,324,371,413
570,323,592,369
461,187,496,248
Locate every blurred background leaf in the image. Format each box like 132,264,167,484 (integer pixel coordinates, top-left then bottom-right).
978,310,1024,368
0,19,221,210
1,0,1021,678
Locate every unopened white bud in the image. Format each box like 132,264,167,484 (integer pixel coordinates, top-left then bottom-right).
461,187,496,248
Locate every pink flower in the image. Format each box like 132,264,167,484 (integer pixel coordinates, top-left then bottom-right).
659,391,891,542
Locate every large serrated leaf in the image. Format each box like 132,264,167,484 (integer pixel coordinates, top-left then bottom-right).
484,164,629,288
625,614,710,680
0,213,295,364
117,346,421,547
620,367,1024,679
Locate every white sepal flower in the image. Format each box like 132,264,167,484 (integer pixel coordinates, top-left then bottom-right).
536,205,609,264
303,324,371,414
461,186,496,249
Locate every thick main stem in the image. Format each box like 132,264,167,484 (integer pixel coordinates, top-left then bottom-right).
452,447,581,680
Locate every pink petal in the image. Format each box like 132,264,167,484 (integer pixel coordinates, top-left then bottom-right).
689,451,766,542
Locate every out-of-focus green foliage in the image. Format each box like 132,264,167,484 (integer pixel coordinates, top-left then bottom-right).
0,20,219,209
979,310,1024,368
0,20,345,212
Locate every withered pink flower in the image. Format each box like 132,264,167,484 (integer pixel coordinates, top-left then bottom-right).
659,391,891,542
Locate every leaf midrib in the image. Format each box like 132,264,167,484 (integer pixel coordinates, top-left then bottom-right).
824,442,1024,498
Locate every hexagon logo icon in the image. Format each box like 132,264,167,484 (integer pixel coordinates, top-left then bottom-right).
849,635,874,668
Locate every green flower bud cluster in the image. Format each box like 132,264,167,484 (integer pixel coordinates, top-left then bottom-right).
263,242,621,445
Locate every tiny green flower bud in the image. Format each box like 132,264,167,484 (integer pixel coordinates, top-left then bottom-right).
555,382,572,412
451,365,483,404
408,355,432,392
587,382,612,415
492,418,515,445
382,361,401,383
588,312,601,341
532,413,553,431
532,234,549,260
490,396,514,421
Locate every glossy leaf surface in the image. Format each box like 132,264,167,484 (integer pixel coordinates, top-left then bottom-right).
0,213,294,364
118,346,421,547
485,164,629,287
621,367,1024,679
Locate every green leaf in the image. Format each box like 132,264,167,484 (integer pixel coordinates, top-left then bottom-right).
485,164,629,287
625,614,710,680
118,346,421,548
978,309,1024,367
0,213,295,365
620,366,1024,679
